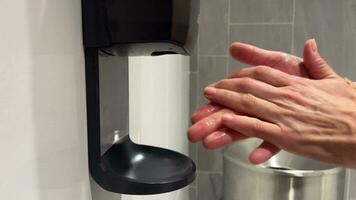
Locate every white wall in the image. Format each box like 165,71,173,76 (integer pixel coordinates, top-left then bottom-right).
0,0,91,199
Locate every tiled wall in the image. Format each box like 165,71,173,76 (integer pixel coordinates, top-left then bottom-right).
189,0,356,200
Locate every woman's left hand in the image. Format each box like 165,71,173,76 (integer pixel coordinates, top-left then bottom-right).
201,41,356,168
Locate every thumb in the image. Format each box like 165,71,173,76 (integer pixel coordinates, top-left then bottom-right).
303,39,337,79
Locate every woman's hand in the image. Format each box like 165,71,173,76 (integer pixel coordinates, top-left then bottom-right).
200,40,356,168
189,41,309,164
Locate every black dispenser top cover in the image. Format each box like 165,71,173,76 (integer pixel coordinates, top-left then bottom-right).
83,0,198,55
82,0,198,195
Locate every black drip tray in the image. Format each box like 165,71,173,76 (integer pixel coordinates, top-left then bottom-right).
97,136,196,194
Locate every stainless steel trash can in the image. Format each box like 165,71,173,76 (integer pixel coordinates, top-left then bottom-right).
223,139,346,200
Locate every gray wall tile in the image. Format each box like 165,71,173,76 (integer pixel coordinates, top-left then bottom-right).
194,55,228,173
197,143,223,171
199,0,229,55
190,42,199,72
229,24,292,72
190,72,198,116
189,72,198,186
193,56,227,173
294,0,356,79
195,56,226,174
197,172,223,200
189,142,197,186
191,0,356,199
197,56,227,106
230,0,293,23
349,170,356,200
190,187,197,200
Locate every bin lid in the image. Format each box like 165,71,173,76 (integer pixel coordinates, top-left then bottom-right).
224,138,344,177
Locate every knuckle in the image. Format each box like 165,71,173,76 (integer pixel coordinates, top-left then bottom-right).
238,77,254,90
220,89,234,101
215,79,228,88
293,77,310,87
280,89,299,100
241,93,256,108
315,57,327,66
275,52,289,65
253,66,270,77
252,119,264,133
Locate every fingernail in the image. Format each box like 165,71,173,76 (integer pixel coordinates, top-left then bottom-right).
204,87,217,98
222,114,234,122
310,38,318,52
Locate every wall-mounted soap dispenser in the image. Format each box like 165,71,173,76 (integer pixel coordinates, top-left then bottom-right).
82,0,198,195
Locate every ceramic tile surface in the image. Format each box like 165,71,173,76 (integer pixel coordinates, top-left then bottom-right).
197,172,223,200
189,187,197,200
229,24,292,72
230,0,293,23
190,41,199,72
294,0,356,80
349,170,356,200
189,72,198,181
199,0,229,55
191,0,356,199
195,56,227,172
197,143,224,172
197,56,227,106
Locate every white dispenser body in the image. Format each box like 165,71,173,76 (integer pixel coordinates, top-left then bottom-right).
124,55,190,200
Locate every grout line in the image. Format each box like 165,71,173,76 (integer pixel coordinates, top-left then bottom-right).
194,51,199,200
226,0,232,74
291,0,296,54
194,12,200,199
195,180,198,200
345,169,351,200
195,1,200,171
197,13,201,56
193,85,198,195
195,164,199,200
230,22,293,26
197,170,224,174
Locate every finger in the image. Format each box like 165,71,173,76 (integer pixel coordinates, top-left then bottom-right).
214,77,279,101
191,103,222,124
221,114,282,142
188,109,234,142
228,65,302,87
203,128,248,150
204,87,281,122
303,39,339,79
249,141,281,165
229,42,307,77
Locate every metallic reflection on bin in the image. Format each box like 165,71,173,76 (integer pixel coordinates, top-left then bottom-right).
223,139,346,200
